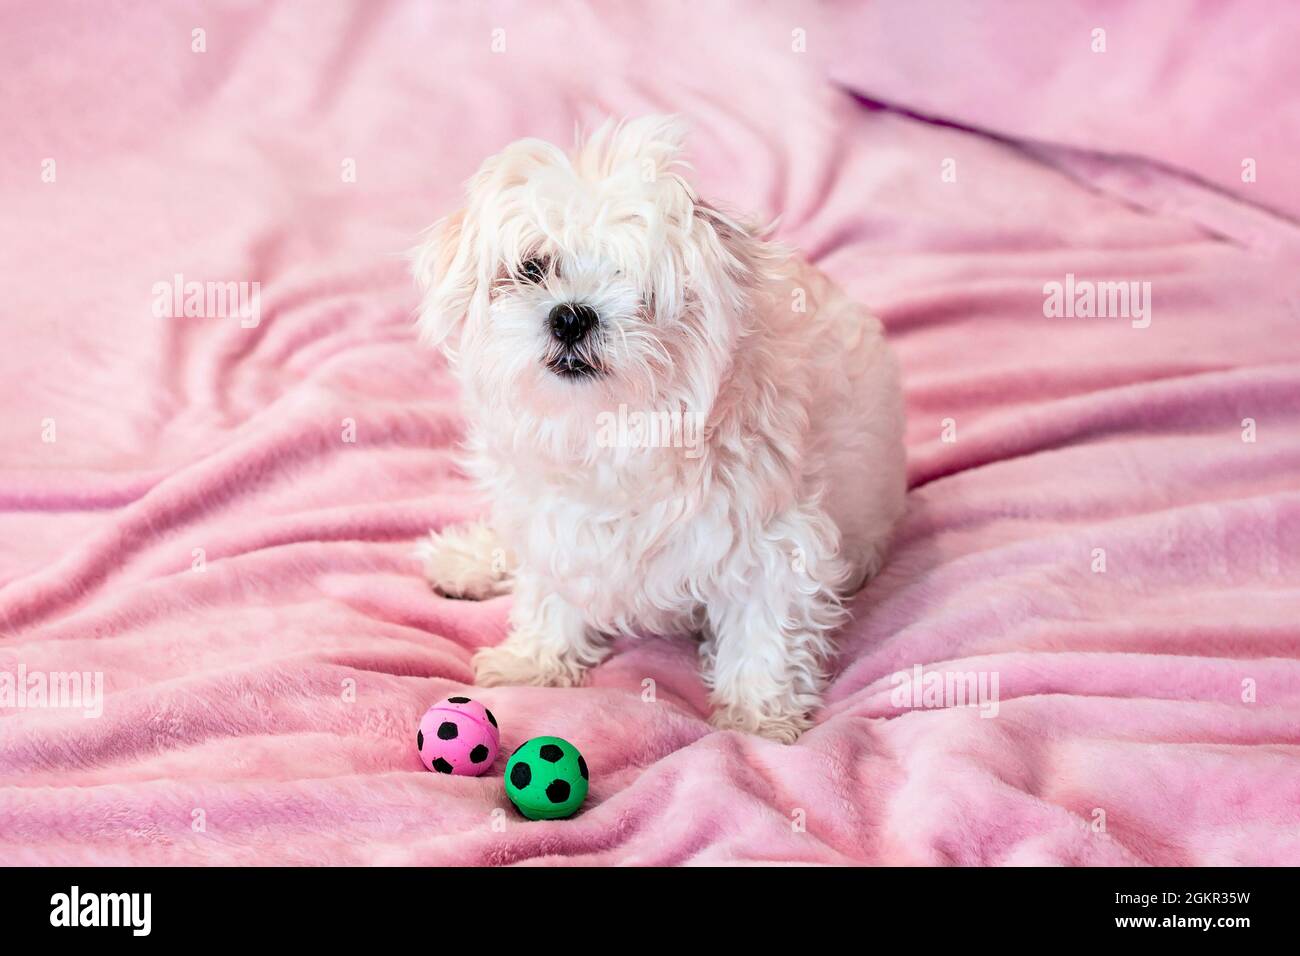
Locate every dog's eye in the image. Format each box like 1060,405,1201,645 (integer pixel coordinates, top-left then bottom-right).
517,257,548,284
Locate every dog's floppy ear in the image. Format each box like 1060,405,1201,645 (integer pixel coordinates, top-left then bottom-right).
695,200,773,291
411,207,476,349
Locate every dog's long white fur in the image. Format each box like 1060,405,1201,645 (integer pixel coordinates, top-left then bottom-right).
412,116,905,741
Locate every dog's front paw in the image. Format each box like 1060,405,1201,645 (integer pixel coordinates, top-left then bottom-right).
472,641,586,688
709,704,813,744
416,523,514,600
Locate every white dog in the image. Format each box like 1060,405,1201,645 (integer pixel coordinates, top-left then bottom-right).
413,116,905,741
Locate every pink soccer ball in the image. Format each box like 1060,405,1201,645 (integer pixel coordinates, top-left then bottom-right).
416,696,500,776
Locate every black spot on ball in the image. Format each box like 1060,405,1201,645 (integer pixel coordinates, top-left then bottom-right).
470,744,490,764
511,761,532,789
546,779,571,804
578,755,588,780
485,709,498,728
432,758,454,774
417,729,424,751
437,721,459,740
539,744,563,762
447,696,470,704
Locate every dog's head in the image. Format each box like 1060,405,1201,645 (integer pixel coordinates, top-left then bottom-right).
412,115,774,454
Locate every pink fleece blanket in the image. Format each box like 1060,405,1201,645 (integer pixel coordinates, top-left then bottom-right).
2,2,1298,866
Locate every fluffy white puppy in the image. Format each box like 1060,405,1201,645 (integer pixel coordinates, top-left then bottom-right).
413,116,905,741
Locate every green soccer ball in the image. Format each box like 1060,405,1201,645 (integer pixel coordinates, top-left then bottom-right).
505,736,589,820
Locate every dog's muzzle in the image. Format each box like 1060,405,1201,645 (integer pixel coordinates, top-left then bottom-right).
548,303,598,346
545,302,602,379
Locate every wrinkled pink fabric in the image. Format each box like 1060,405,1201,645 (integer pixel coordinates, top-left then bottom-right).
1,1,1298,865
826,0,1300,221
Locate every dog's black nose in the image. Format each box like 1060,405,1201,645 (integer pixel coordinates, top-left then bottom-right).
548,303,598,346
